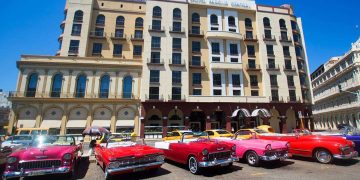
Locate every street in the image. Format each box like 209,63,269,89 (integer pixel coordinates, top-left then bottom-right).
14,156,360,180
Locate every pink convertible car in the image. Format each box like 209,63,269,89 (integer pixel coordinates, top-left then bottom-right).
220,133,290,166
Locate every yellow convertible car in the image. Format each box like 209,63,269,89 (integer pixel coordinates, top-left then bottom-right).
163,130,194,141
204,129,233,138
236,128,271,139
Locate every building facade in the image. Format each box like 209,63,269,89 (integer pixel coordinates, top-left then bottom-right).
0,90,11,128
8,0,313,137
311,38,360,130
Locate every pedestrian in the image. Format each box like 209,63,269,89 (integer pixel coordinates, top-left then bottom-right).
88,136,96,156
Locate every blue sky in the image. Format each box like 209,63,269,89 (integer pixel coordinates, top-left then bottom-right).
0,0,359,92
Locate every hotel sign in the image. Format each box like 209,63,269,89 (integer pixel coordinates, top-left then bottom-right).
190,0,256,10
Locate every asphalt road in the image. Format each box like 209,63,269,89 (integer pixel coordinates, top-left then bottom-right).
16,156,360,180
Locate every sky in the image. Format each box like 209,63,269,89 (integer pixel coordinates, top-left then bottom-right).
0,0,359,92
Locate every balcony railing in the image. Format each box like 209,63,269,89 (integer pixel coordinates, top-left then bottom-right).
246,64,261,71
131,34,143,41
169,27,185,34
270,96,284,102
189,60,205,69
111,33,127,40
145,94,164,101
263,35,276,41
287,96,301,103
189,29,204,36
89,31,106,38
284,65,297,71
8,91,138,99
147,58,164,65
280,36,292,42
266,64,280,71
148,25,165,32
168,95,186,101
244,35,258,41
68,49,79,56
169,59,186,66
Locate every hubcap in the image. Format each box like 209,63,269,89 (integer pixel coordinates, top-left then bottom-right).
317,150,331,163
189,157,198,173
248,153,256,164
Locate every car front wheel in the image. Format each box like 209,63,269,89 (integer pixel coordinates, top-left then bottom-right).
246,151,260,167
315,149,333,164
188,156,201,174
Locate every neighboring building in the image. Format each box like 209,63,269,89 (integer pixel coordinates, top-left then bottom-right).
0,90,11,127
8,0,313,136
311,38,360,130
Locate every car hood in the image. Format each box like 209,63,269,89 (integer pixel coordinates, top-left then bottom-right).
105,145,162,159
237,139,288,149
10,146,75,160
188,140,231,152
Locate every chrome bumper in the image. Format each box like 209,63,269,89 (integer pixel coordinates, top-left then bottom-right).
334,151,359,159
260,153,289,161
198,157,238,167
3,167,70,179
106,161,164,174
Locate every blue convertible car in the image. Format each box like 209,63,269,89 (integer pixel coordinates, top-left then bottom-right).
318,127,360,153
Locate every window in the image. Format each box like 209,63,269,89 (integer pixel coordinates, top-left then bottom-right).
71,24,82,36
149,87,159,100
69,40,80,54
263,17,270,27
229,44,238,55
153,6,162,17
123,76,133,98
270,75,278,86
281,31,288,40
152,20,161,30
293,34,300,42
289,90,296,102
193,89,202,95
133,45,142,56
300,75,306,85
51,74,63,98
172,53,181,64
233,90,241,96
245,31,253,39
248,59,256,69
99,75,110,98
279,19,286,29
232,74,241,87
247,45,255,56
115,29,124,38
96,15,105,25
271,90,279,101
193,73,201,85
151,52,161,63
210,14,218,25
245,18,252,28
150,70,160,83
26,73,38,97
113,44,123,56
135,17,143,28
296,46,302,57
287,75,294,87
173,38,181,49
92,43,102,55
116,16,125,26
173,8,181,19
172,21,182,32
95,27,104,36
172,71,181,84
211,42,220,54
228,16,236,27
191,26,200,34
192,13,200,23
73,10,83,22
285,60,292,69
268,59,275,69
134,30,143,39
251,90,259,96
250,75,258,87
75,74,86,98
172,87,181,100
192,56,201,66
151,37,161,49
264,29,272,39
213,90,222,95
291,21,297,30
213,74,222,87
192,41,201,52
283,46,290,57
266,45,274,55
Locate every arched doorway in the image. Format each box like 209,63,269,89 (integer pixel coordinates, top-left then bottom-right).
270,108,280,133
251,109,271,127
210,110,225,130
189,110,206,132
231,108,251,132
168,108,184,132
286,108,296,133
144,109,163,139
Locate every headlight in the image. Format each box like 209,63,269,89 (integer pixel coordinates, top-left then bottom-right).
265,144,272,151
63,153,72,160
286,143,291,149
202,149,209,156
231,145,236,151
156,155,165,162
351,141,356,148
108,161,120,169
7,157,17,164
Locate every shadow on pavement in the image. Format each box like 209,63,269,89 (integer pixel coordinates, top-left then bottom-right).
237,159,295,169
109,167,171,180
292,156,359,166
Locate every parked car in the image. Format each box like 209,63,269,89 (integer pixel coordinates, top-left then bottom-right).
1,135,33,150
336,124,351,130
204,130,233,139
219,133,290,166
155,132,238,174
163,130,194,141
257,125,275,133
258,129,358,164
3,136,82,179
0,146,12,167
315,127,360,153
94,137,164,179
236,128,273,139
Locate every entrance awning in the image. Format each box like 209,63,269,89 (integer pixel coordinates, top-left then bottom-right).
92,120,111,128
231,108,251,118
251,109,271,118
17,120,36,128
116,120,134,127
40,120,61,128
66,120,87,129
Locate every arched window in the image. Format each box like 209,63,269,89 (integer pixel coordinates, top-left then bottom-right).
51,74,63,98
279,19,286,29
192,13,200,23
263,17,270,27
173,8,181,19
96,14,105,25
73,10,83,22
75,74,87,98
210,14,218,25
245,18,252,28
228,16,236,27
123,76,133,99
153,6,162,17
135,17,143,28
99,75,110,98
26,73,38,97
116,16,125,26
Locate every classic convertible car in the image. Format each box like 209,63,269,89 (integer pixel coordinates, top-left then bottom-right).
3,136,82,179
155,132,238,174
220,133,290,166
258,129,358,164
1,135,33,150
94,137,164,179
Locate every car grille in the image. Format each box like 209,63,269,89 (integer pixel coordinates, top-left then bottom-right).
118,155,158,167
18,160,62,170
208,151,231,161
265,150,287,157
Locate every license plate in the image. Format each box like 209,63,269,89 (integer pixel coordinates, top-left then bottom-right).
221,163,229,167
30,171,46,176
133,167,145,172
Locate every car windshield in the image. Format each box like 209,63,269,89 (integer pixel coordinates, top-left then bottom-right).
8,136,32,141
253,129,268,134
182,132,210,142
216,130,230,134
19,130,30,135
32,136,75,147
341,127,360,135
106,137,139,148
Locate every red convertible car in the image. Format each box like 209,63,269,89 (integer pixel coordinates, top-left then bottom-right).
3,136,82,179
94,137,164,179
258,129,358,164
155,132,238,174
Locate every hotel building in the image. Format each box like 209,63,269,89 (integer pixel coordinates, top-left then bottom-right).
8,0,313,137
311,38,360,130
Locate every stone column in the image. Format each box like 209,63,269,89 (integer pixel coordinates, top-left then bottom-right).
279,116,287,134
162,117,168,137
206,116,211,130
66,70,73,97
42,69,49,97
184,116,190,130
111,104,116,133
114,72,119,98
91,70,96,98
16,68,24,92
140,117,145,138
86,104,93,128
35,104,43,128
60,114,68,135
7,108,17,135
226,116,231,132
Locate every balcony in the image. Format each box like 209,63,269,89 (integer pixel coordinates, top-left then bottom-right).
68,49,79,56
189,61,205,69
145,94,164,102
110,33,127,40
296,55,304,61
298,68,306,74
187,96,269,103
206,31,242,40
283,65,297,72
210,61,242,70
169,27,186,34
148,25,165,33
266,64,280,71
246,64,261,71
270,96,285,103
301,84,309,89
130,35,144,41
243,35,258,42
169,59,186,67
279,36,292,43
267,51,275,57
263,35,276,41
294,41,302,46
147,58,164,66
283,53,292,59
89,31,106,39
287,96,301,103
189,30,204,37
8,91,138,100
168,95,186,102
